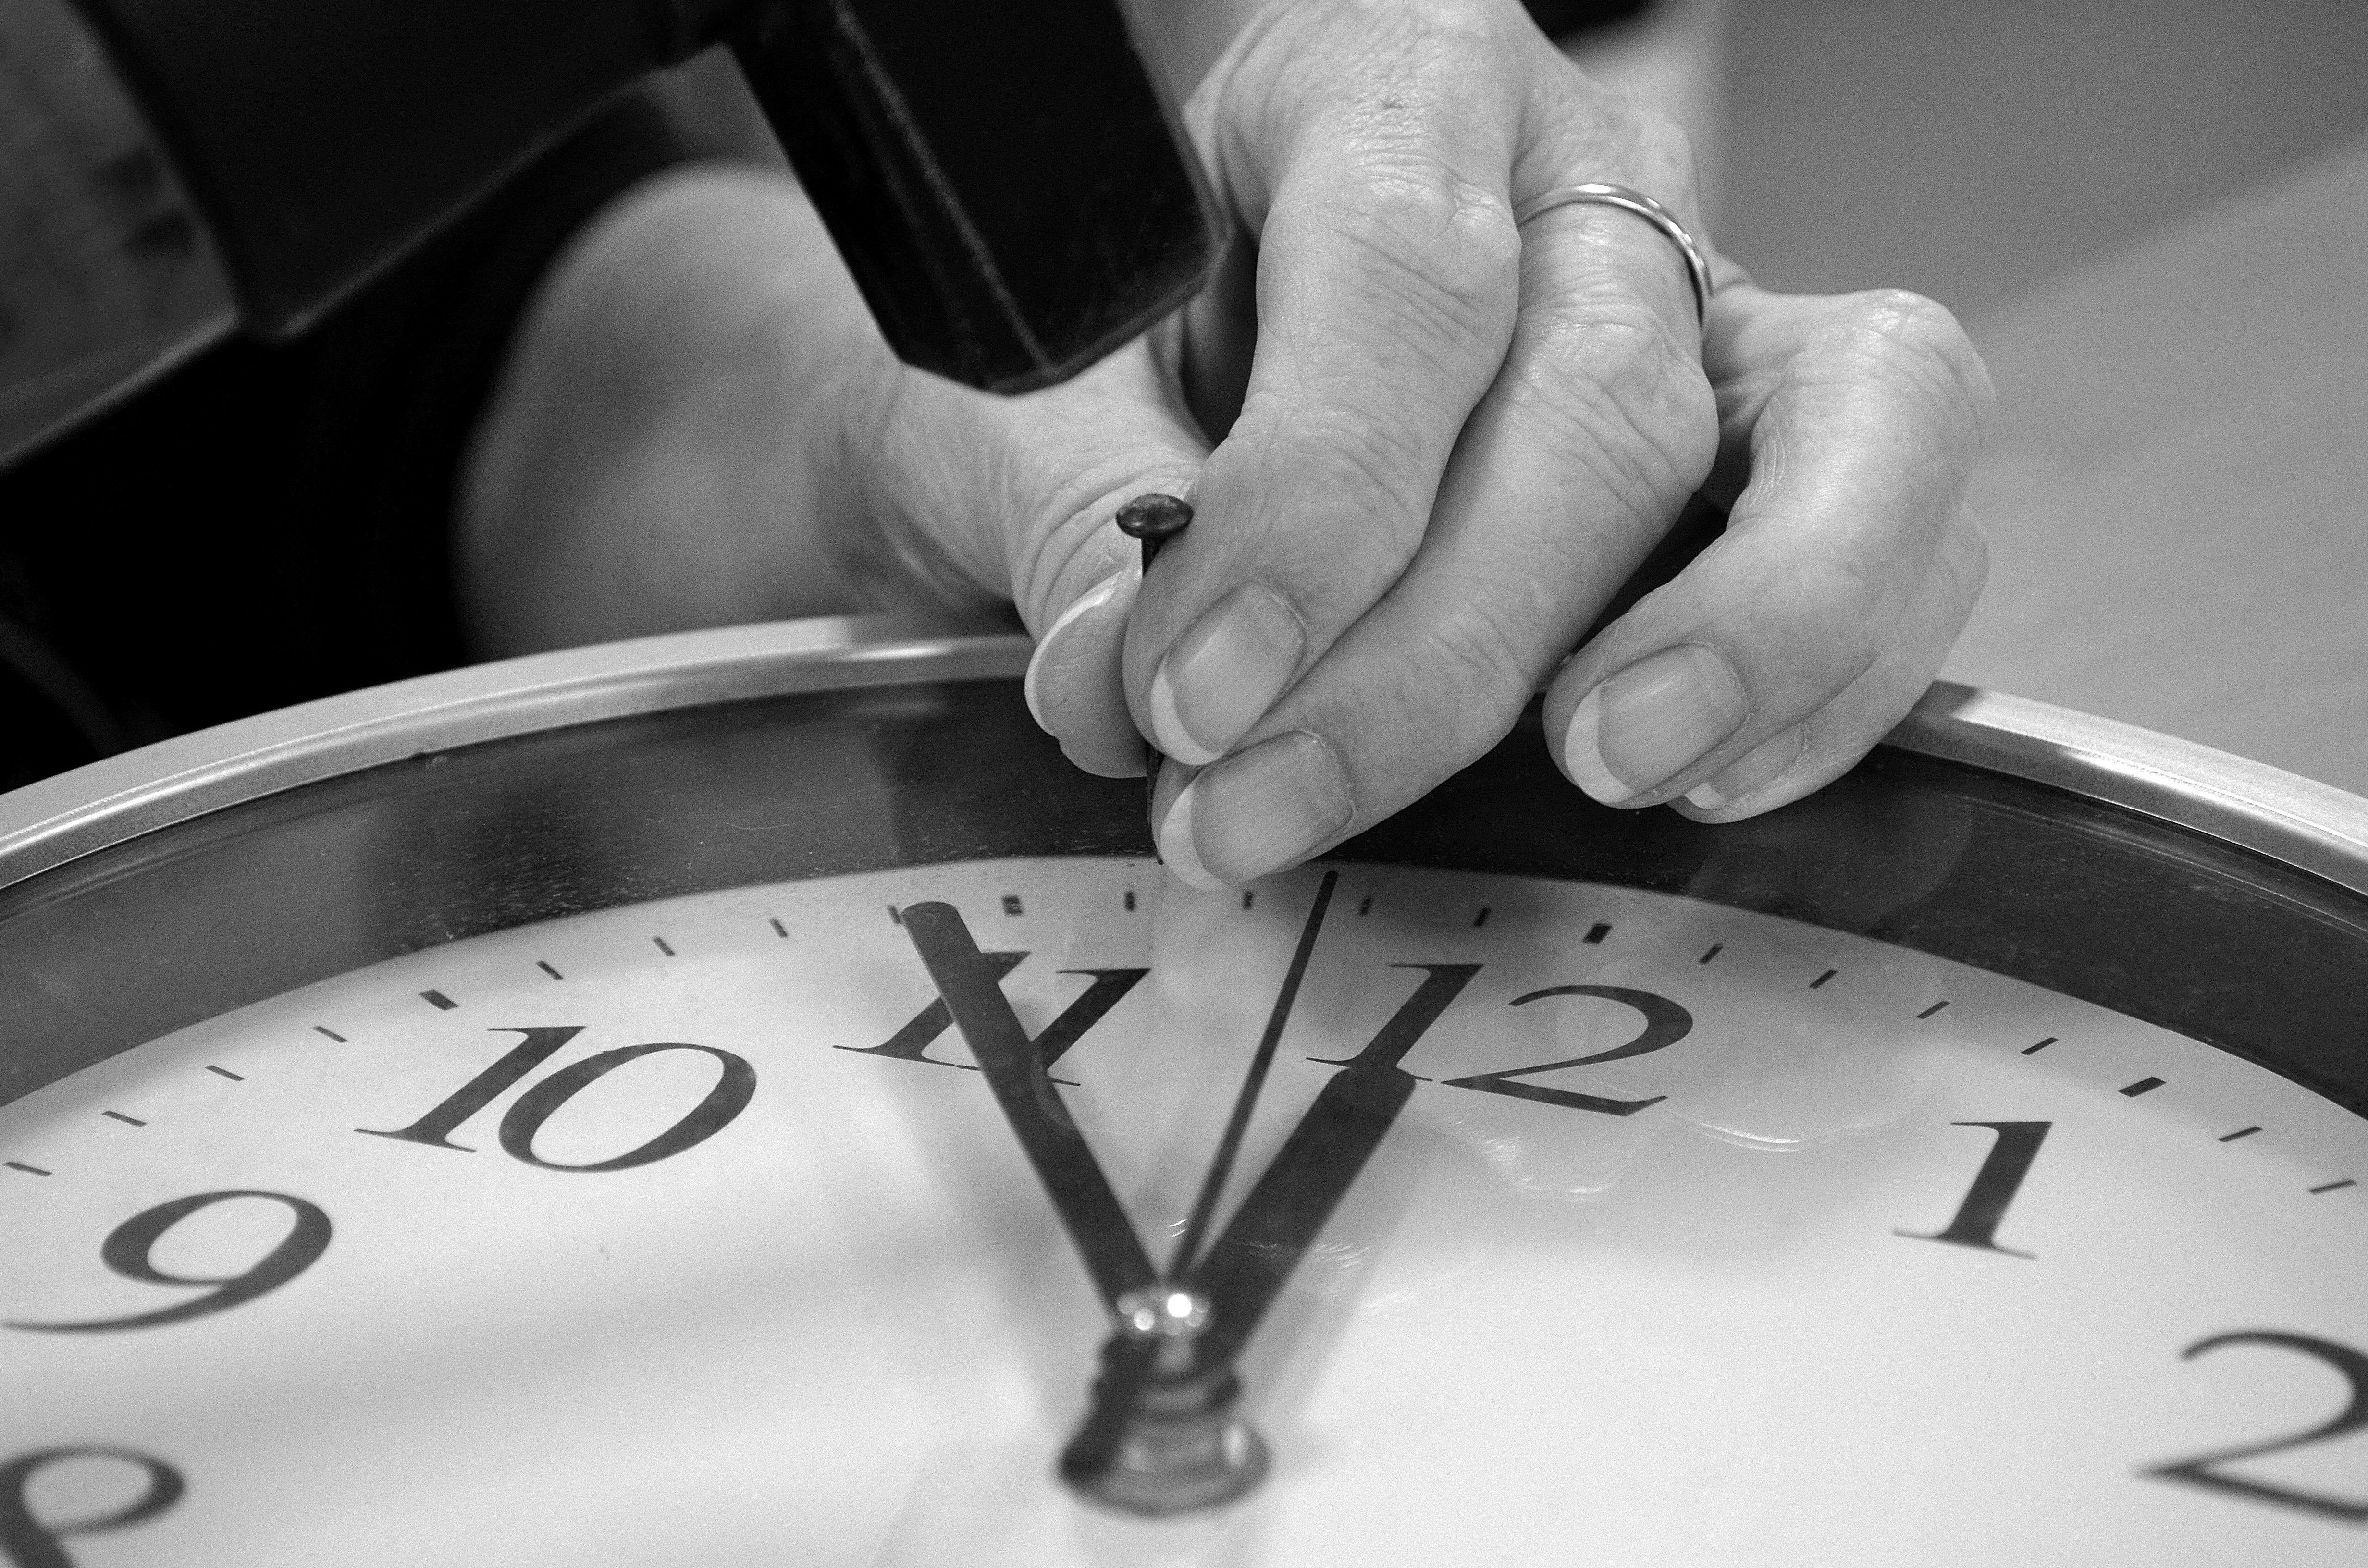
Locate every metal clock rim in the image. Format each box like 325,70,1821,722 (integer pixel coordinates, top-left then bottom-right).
1,614,2364,904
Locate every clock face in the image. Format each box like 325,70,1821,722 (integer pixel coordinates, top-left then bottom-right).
3,853,2364,1567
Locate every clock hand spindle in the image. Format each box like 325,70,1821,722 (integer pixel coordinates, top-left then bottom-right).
1058,969,1460,1512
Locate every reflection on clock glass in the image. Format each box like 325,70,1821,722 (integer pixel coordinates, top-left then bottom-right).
1,859,2362,1567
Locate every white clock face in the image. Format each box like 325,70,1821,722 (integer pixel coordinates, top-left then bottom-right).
1,857,2363,1567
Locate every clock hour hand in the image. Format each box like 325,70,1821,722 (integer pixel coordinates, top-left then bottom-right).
899,902,1157,1314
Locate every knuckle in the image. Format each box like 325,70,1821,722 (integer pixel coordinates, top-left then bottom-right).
1832,289,1997,432
1526,303,1719,511
1310,166,1522,349
1391,604,1542,758
1606,102,1699,206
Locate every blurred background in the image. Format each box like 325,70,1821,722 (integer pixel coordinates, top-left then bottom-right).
1566,0,2368,796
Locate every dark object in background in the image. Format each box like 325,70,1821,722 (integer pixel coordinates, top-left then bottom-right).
0,0,1654,793
52,0,1214,401
1524,0,1652,36
0,0,1215,791
736,0,1222,392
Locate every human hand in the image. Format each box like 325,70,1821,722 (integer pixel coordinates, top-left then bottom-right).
1090,0,1993,887
465,0,1991,891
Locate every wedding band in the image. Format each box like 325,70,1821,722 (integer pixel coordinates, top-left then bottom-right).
1514,182,1713,328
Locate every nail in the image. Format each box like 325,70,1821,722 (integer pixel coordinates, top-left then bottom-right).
1158,731,1351,889
1684,725,1807,812
1561,643,1748,805
1147,582,1305,765
1115,493,1194,569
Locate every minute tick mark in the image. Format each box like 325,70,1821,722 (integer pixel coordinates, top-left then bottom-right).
1473,907,1492,929
536,960,563,980
1917,1001,1949,1019
101,1112,146,1127
1698,944,1722,964
2309,1178,2357,1194
2121,1077,2166,1097
769,918,789,937
313,1026,346,1042
5,1162,49,1176
652,937,675,956
2219,1125,2263,1142
1811,969,1837,989
420,990,456,1011
1583,922,1610,944
2023,1037,2058,1055
205,1066,244,1081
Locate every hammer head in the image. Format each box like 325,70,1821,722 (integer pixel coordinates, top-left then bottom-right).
732,0,1227,393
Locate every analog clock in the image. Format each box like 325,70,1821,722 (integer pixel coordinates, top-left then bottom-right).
0,618,2362,1566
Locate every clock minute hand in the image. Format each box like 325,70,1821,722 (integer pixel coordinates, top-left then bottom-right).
1056,1030,1430,1515
898,902,1157,1313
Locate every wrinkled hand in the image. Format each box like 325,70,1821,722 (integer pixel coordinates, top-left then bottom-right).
465,0,1992,891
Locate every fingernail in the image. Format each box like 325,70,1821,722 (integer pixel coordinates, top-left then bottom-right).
1024,573,1131,731
1147,582,1305,766
1684,724,1806,812
1562,643,1748,805
1159,730,1351,888
1155,775,1224,890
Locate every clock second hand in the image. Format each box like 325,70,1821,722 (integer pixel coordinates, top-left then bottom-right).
1171,869,1341,1280
1058,870,1340,1505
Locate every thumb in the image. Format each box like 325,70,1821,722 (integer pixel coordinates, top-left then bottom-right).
851,333,1209,777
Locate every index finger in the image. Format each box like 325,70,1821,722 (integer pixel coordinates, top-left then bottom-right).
1122,10,1528,768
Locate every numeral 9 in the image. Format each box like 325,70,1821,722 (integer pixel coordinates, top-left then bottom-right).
5,1191,331,1334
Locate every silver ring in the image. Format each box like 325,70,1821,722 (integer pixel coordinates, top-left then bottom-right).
1514,182,1713,329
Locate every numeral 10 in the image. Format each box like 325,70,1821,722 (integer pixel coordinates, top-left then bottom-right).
358,1026,756,1171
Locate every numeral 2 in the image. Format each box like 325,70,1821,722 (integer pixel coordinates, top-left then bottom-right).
0,1447,183,1568
359,1027,755,1172
1442,985,1691,1117
2146,1331,2368,1523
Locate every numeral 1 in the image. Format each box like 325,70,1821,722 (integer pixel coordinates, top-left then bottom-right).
358,1026,584,1151
1897,1121,2052,1257
1309,964,1485,1075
